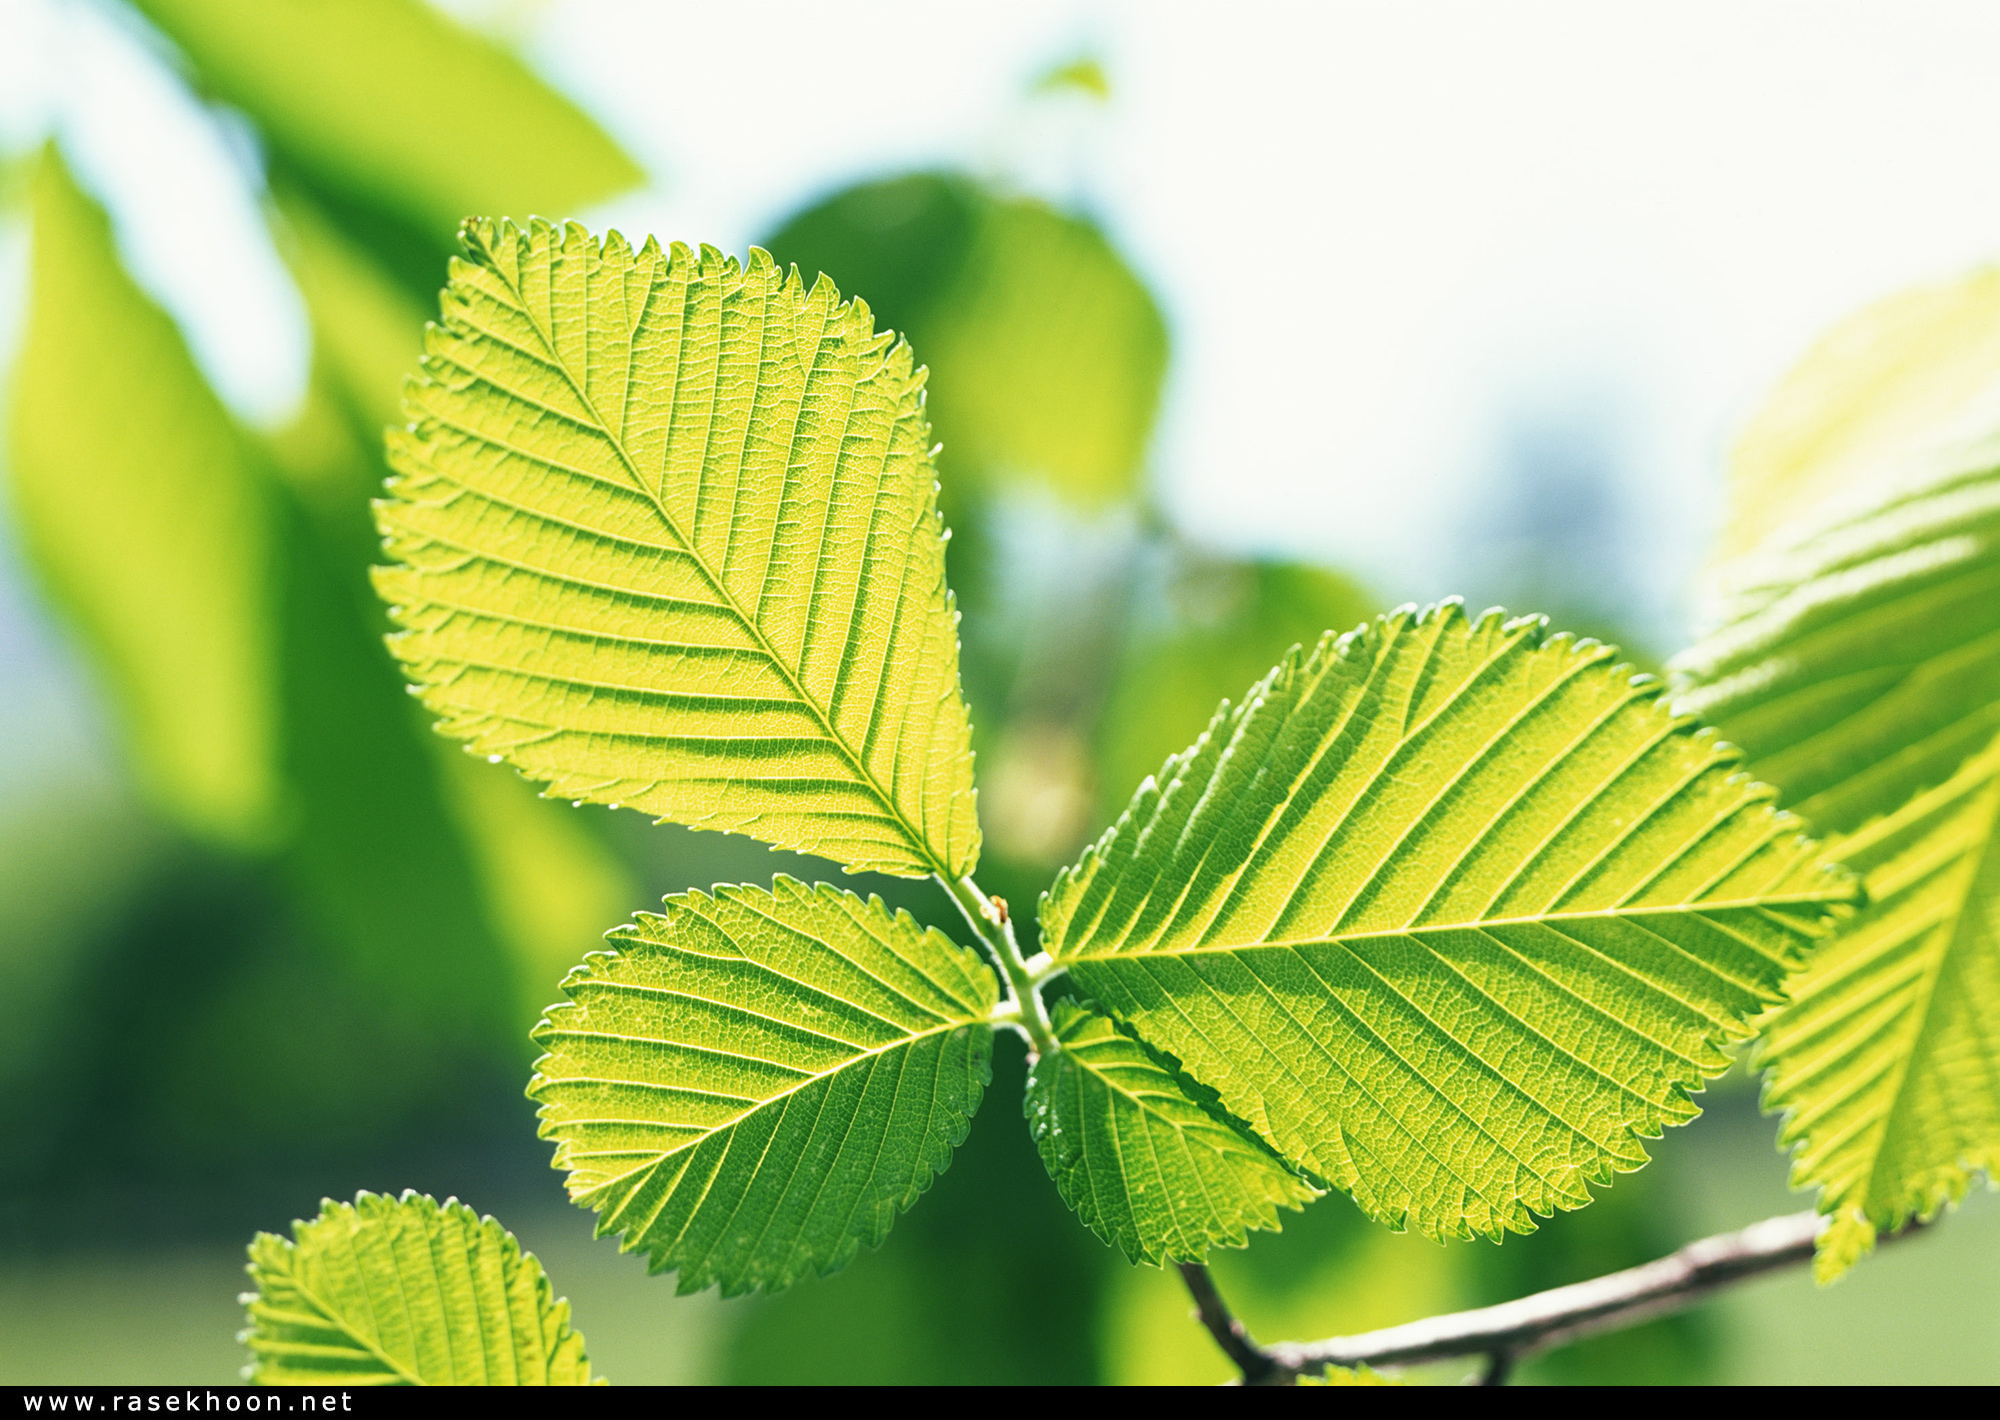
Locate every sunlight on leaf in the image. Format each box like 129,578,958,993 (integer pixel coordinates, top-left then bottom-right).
1758,733,2000,1281
1674,347,2000,1278
243,1191,596,1385
375,220,981,878
530,877,998,1295
1045,601,1857,1241
1718,266,2000,562
1026,998,1317,1264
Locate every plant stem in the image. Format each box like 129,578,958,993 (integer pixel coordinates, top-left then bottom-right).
1176,1263,1284,1385
1181,1208,1926,1385
939,873,1057,1057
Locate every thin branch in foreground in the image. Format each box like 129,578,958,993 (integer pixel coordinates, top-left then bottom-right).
1182,1209,1924,1384
1176,1262,1283,1386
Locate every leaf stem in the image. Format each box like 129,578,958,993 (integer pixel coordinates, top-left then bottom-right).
940,874,1058,1058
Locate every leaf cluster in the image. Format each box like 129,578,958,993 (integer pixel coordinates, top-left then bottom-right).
356,217,1855,1326
229,151,2000,1384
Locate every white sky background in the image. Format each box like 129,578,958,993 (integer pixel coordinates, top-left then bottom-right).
9,0,2000,666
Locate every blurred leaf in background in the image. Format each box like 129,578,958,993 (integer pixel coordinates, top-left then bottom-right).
1719,266,2000,560
1094,556,1375,822
1,0,642,1213
766,172,1167,518
131,0,642,295
10,152,280,850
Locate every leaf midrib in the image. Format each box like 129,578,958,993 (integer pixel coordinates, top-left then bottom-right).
475,251,951,879
1059,896,1845,962
1856,760,2000,1210
565,1015,980,1186
275,1262,426,1386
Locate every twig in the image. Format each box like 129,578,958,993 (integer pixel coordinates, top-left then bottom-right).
1180,1208,1924,1384
1176,1263,1282,1385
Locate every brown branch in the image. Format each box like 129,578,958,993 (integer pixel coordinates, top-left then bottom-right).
1175,1263,1283,1385
1181,1209,1925,1384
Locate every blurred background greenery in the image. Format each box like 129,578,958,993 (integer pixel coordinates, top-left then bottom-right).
1,0,1997,1385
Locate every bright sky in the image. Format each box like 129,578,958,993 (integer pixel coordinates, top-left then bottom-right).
10,0,2000,650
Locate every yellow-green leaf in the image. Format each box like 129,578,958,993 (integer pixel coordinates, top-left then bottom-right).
529,877,998,1295
1026,999,1317,1264
1718,266,2000,561
375,220,981,878
243,1191,595,1385
1759,734,2000,1282
1673,334,2000,1278
1044,602,1856,1241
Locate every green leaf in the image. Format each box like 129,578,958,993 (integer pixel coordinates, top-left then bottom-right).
375,220,981,879
242,1190,595,1385
766,175,1169,509
1757,732,2000,1281
1026,998,1317,1264
1670,459,2000,840
529,876,998,1295
1673,431,2000,1278
274,487,520,1048
131,0,639,248
274,183,433,442
5,146,279,848
1716,266,2000,562
1042,601,1857,1241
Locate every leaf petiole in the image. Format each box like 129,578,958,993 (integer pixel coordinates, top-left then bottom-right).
942,874,1059,1058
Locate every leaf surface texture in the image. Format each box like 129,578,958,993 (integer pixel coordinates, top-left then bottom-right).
530,877,996,1294
1043,603,1856,1239
243,1191,593,1385
1674,406,2000,1278
1758,734,2000,1277
1026,999,1316,1263
376,220,980,878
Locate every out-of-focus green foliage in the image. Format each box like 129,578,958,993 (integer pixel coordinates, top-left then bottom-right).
1717,266,2000,561
8,150,279,849
0,1,646,1211
133,0,640,294
243,1192,596,1385
1299,1363,1399,1385
1096,558,1374,820
766,174,1168,511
